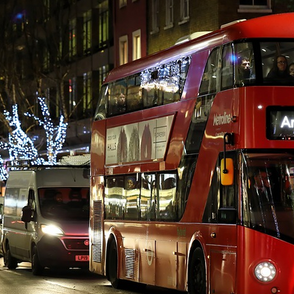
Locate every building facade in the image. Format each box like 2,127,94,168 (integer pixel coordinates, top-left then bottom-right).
0,0,291,157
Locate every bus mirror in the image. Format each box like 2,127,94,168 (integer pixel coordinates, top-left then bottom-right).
221,158,234,186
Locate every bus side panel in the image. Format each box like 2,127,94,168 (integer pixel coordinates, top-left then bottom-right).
91,120,106,176
89,176,105,275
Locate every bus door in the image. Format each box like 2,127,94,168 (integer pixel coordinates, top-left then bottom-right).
203,155,237,294
139,172,179,288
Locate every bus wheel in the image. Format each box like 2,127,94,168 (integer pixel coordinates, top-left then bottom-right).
31,245,44,276
4,244,17,269
107,239,121,289
188,247,206,294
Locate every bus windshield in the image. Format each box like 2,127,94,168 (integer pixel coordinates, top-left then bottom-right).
242,152,294,243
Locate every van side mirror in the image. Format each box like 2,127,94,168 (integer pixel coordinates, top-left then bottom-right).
21,205,33,223
221,158,234,186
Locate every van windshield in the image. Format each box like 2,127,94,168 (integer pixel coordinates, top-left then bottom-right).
39,187,89,220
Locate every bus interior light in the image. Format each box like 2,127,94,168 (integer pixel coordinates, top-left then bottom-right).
254,261,276,282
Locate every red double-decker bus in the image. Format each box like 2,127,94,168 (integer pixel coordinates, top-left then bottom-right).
90,13,294,294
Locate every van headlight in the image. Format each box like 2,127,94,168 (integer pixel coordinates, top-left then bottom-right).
41,224,64,236
254,261,276,282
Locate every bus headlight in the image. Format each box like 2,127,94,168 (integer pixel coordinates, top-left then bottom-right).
254,261,276,282
41,224,64,236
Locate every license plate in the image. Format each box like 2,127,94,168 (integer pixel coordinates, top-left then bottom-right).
75,255,89,261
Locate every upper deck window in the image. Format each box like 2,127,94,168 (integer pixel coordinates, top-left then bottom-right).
94,56,191,120
261,41,294,85
199,40,294,97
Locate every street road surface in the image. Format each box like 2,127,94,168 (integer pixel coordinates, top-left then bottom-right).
0,258,175,294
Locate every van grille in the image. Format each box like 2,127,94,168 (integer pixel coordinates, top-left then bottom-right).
63,238,89,250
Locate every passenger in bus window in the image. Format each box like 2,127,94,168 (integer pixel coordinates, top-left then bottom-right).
267,55,292,82
117,93,126,113
289,63,294,77
237,56,255,85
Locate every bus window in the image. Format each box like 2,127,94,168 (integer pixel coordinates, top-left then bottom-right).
221,44,234,90
177,156,196,219
202,155,236,224
94,85,107,120
127,75,143,112
199,47,220,95
124,175,140,220
158,173,177,221
186,95,213,154
243,153,294,239
105,176,124,219
261,41,294,84
202,165,219,223
108,80,127,116
235,42,256,86
140,173,156,221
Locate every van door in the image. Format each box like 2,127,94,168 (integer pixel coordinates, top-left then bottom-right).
4,187,34,260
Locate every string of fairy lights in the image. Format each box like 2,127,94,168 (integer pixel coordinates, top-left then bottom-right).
0,97,68,180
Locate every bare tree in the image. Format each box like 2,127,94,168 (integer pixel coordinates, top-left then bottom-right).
0,0,79,142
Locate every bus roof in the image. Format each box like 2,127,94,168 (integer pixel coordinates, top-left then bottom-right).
105,12,294,83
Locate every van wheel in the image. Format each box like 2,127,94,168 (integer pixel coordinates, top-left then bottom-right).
4,245,17,269
31,245,44,276
107,239,121,289
188,247,206,294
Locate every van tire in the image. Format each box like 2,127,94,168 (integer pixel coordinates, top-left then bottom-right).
188,247,206,294
107,239,121,289
4,246,17,269
31,245,44,276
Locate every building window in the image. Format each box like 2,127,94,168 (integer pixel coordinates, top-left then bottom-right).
69,18,77,60
179,0,189,23
99,65,109,94
132,30,141,61
238,0,272,12
99,1,109,48
165,0,174,29
119,0,127,8
151,0,159,34
58,34,63,62
43,0,50,21
69,77,77,115
119,35,128,66
83,72,92,114
83,10,92,55
43,48,50,72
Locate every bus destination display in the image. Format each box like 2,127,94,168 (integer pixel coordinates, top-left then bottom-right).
267,106,294,140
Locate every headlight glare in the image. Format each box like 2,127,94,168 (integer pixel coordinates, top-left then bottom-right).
254,261,276,282
41,224,64,236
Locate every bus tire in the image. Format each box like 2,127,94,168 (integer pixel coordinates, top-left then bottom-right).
188,247,206,294
107,239,121,289
4,244,17,269
31,245,44,276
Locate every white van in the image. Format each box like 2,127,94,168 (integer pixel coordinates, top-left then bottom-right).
2,166,90,275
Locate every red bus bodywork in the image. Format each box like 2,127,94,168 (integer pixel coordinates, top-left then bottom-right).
90,13,294,294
